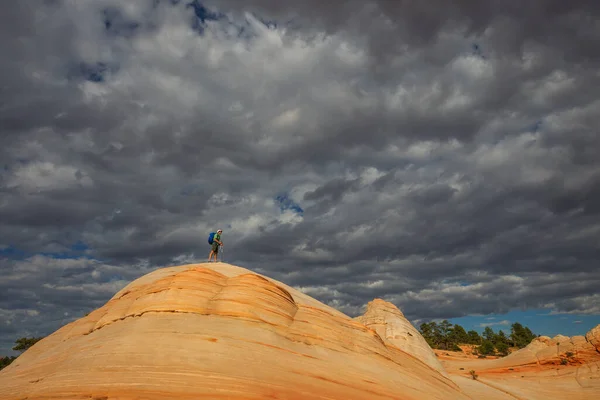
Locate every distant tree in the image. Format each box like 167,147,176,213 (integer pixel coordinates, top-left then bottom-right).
421,320,536,355
420,322,434,347
450,342,462,351
429,322,443,348
478,340,495,356
13,336,44,353
483,327,495,342
511,323,525,347
420,322,442,348
510,323,528,348
451,324,469,344
421,321,517,353
1,336,45,371
523,327,537,342
494,330,510,347
0,356,17,371
508,322,539,349
467,330,482,345
439,320,453,350
495,341,510,356
420,321,455,350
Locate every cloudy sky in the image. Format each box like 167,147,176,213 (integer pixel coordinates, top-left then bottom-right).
1,0,599,355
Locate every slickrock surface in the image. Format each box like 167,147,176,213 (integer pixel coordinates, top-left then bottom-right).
445,360,600,400
354,298,447,377
438,325,600,400
0,263,467,400
443,331,600,372
587,325,600,352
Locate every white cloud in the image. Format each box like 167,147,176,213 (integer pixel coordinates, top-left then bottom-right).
2,0,600,354
478,320,511,328
8,162,93,192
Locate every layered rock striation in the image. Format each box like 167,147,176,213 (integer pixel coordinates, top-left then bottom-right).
441,324,600,397
0,263,467,400
470,331,600,370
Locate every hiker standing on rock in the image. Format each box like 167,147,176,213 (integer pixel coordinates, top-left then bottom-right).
208,229,223,262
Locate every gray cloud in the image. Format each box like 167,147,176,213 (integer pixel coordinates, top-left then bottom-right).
1,0,599,354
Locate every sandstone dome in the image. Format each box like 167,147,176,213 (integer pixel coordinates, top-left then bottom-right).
0,262,468,400
353,298,447,377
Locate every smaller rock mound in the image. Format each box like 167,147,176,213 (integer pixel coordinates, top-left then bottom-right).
354,298,448,376
586,325,600,353
466,324,600,371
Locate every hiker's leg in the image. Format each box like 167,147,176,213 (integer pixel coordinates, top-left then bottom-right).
208,250,214,261
210,243,219,262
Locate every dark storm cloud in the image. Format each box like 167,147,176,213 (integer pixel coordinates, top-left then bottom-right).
1,0,599,354
303,178,360,202
205,0,600,60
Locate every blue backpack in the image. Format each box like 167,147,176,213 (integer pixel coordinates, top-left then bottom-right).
208,232,216,244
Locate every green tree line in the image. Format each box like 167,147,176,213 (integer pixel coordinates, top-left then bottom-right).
419,321,538,356
0,336,44,371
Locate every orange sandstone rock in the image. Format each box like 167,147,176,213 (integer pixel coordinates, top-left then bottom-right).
586,325,600,353
353,298,448,377
0,263,467,400
438,324,600,399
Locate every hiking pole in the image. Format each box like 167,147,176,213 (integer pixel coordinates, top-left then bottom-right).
220,245,224,263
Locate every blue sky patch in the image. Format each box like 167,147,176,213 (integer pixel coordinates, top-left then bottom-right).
187,1,224,34
275,193,304,215
188,1,222,22
448,308,599,337
70,241,89,253
1,241,92,261
0,246,28,260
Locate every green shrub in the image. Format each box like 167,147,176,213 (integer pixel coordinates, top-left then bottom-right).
495,341,509,356
478,340,495,356
451,343,462,352
0,356,17,371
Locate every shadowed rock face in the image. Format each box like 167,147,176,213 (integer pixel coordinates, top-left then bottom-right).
353,298,448,377
0,263,468,400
